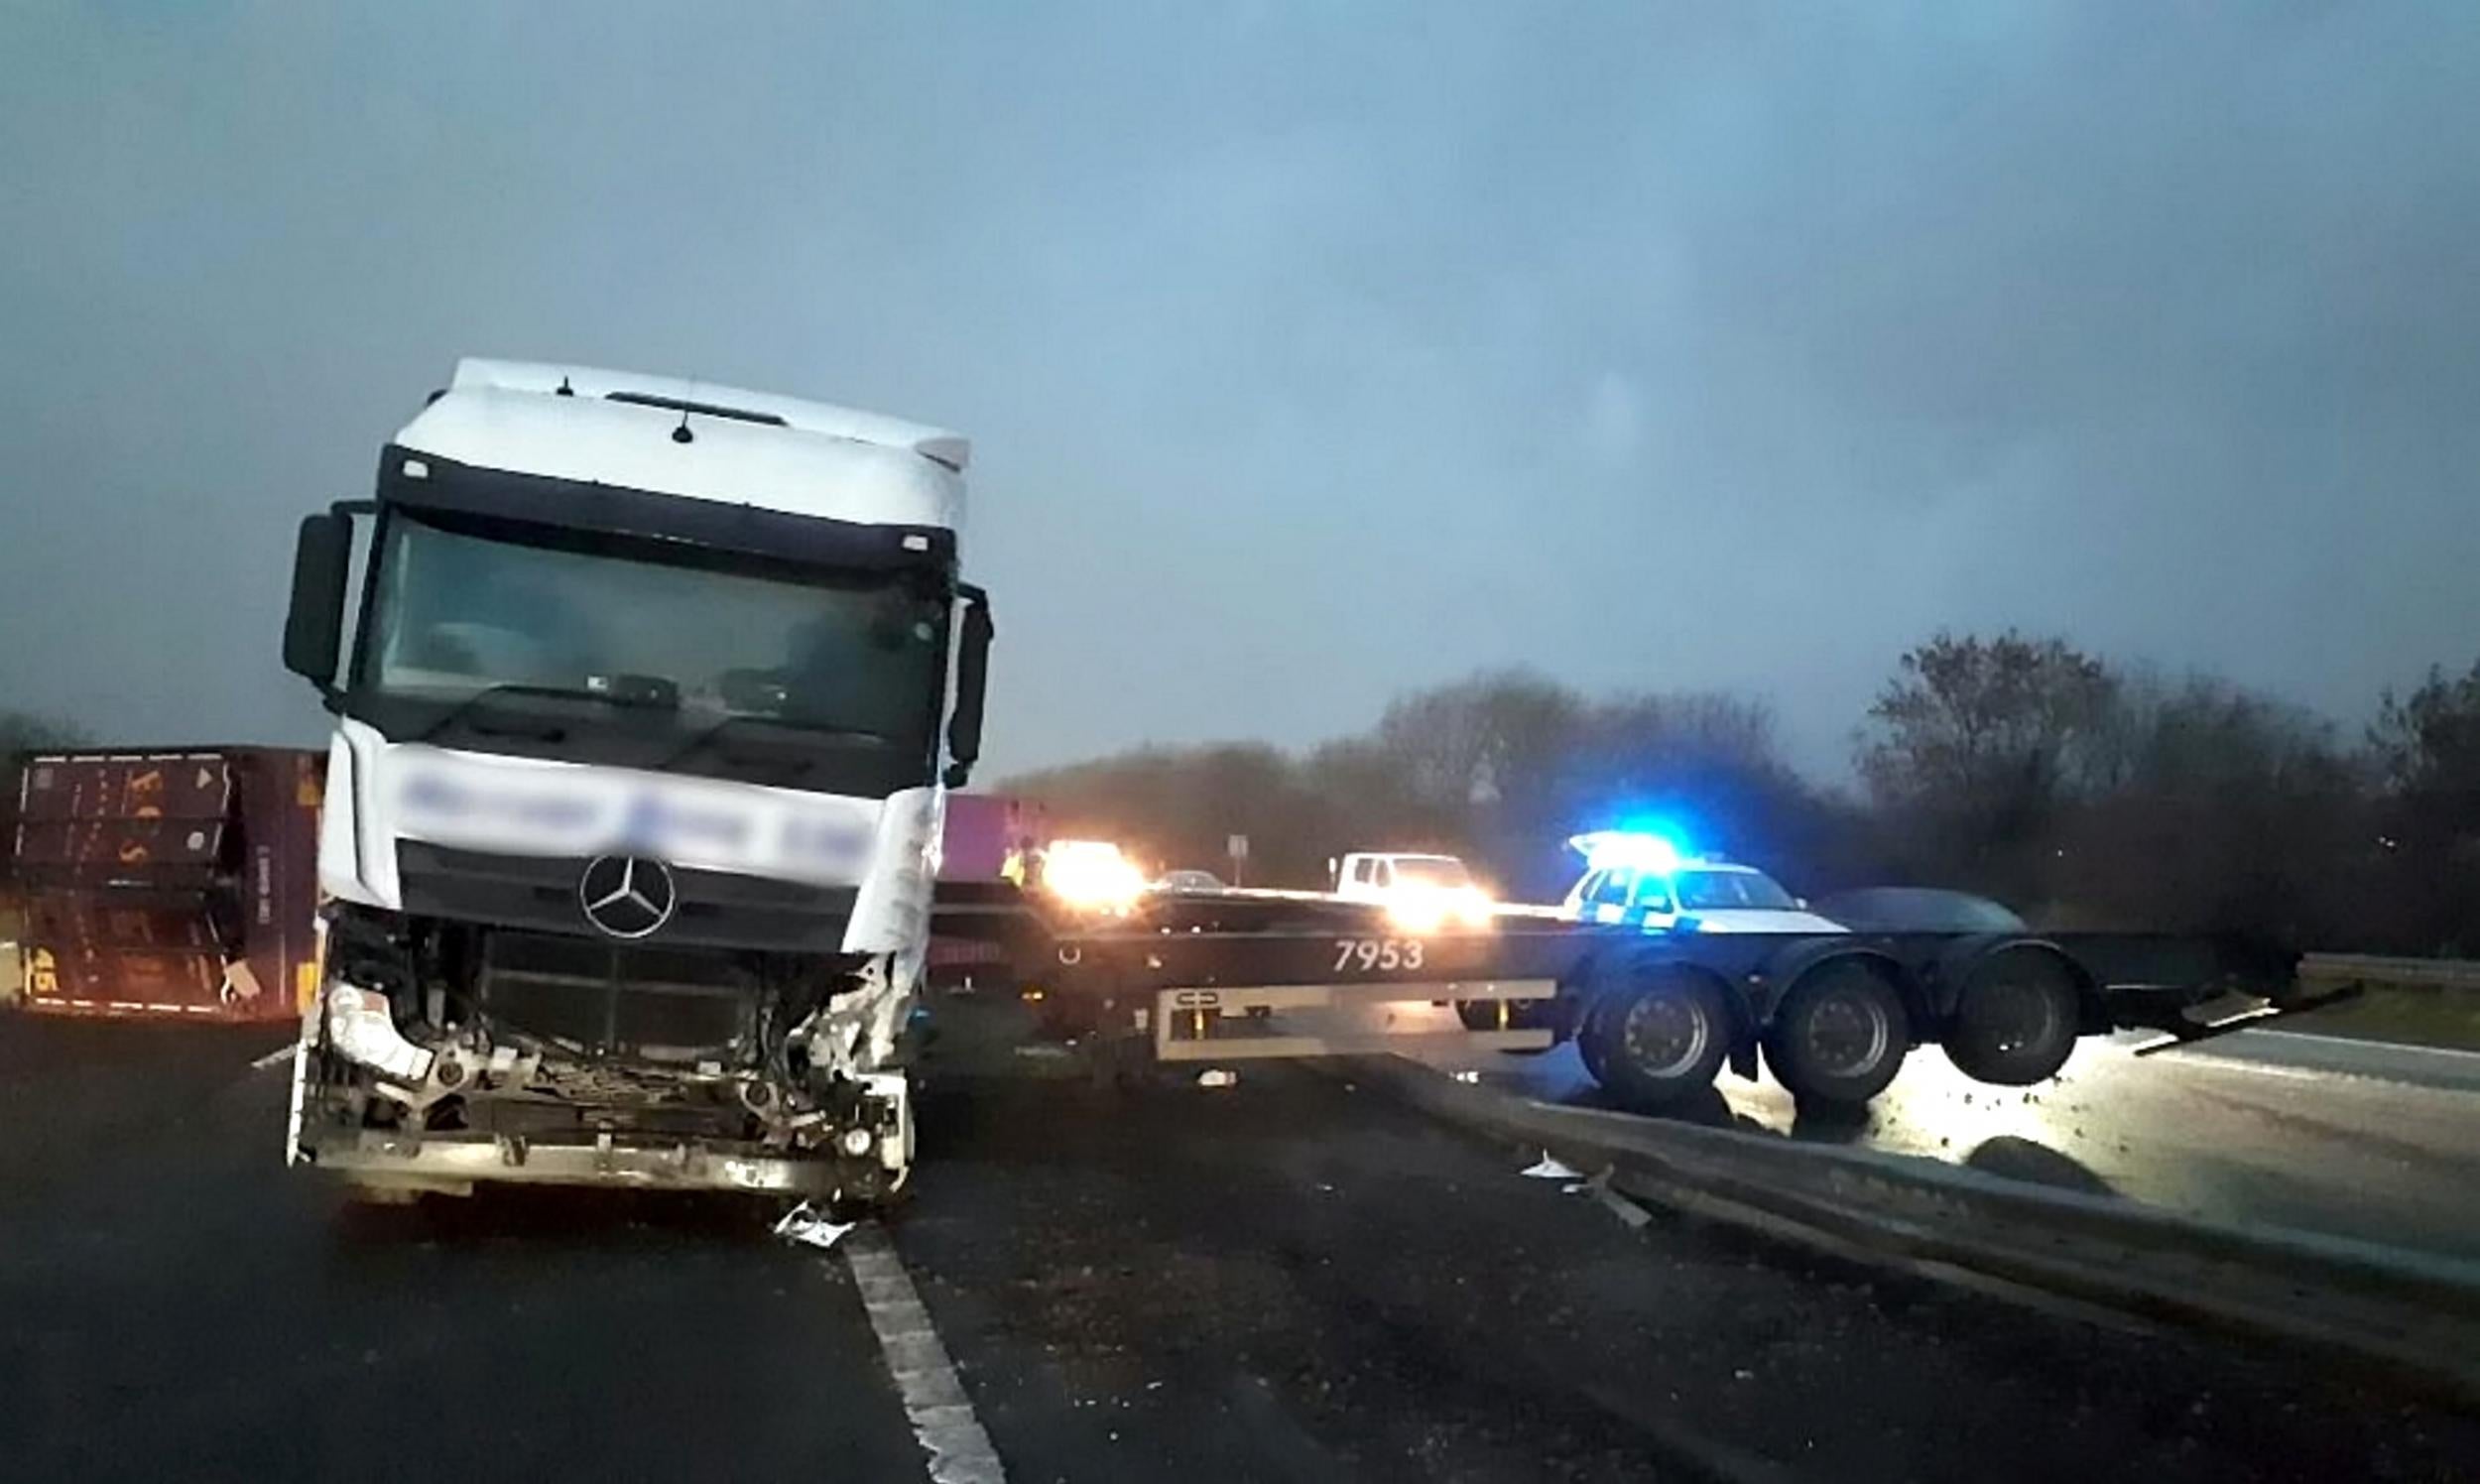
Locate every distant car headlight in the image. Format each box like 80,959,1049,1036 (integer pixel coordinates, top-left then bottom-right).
324,984,435,1083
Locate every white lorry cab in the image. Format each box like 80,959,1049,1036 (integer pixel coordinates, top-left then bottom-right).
1556,833,1845,935
278,360,994,1207
1331,851,1495,932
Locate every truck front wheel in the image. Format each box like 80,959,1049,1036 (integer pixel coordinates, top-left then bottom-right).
1764,962,1907,1107
1585,965,1732,1110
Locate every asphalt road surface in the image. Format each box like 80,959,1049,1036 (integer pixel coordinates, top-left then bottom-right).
5,1003,2478,1483
1391,1005,2480,1267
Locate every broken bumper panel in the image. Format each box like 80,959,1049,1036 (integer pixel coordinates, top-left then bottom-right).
306,1130,852,1196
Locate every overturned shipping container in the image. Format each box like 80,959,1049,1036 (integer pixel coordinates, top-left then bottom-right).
10,749,321,1022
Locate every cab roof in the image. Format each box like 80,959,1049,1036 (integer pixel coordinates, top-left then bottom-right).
447,361,969,469
391,359,970,534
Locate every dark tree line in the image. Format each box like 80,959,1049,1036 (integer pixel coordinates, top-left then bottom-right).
1006,672,1852,904
1003,638,2480,954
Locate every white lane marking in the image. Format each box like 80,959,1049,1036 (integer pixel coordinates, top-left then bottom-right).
2158,1036,2480,1092
2154,1054,2327,1083
2249,1029,2480,1063
249,1041,302,1071
844,1225,1007,1484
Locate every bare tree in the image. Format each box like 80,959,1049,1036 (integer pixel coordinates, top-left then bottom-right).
1857,631,2118,897
2367,656,2480,952
1369,670,1581,823
2058,674,2362,940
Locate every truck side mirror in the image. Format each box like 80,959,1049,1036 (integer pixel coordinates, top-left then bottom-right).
284,511,353,695
942,586,994,788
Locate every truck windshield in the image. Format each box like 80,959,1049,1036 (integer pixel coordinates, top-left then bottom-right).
354,511,947,779
1674,870,1798,911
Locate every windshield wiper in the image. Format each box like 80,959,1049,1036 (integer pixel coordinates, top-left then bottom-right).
411,681,678,743
653,713,893,777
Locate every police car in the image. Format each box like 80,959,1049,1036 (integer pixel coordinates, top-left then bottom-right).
1555,832,1846,934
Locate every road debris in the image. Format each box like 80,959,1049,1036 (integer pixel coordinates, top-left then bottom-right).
249,1041,302,1071
1197,1068,1239,1088
773,1201,857,1250
1521,1151,1584,1180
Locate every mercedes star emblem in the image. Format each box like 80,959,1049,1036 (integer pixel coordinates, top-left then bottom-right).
578,854,678,939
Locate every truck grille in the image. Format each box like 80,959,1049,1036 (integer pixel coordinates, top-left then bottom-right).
397,842,856,950
479,931,756,1061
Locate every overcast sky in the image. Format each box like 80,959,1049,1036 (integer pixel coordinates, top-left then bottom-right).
3,3,2475,778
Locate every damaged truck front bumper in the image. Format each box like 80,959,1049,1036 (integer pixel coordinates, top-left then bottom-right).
305,1127,868,1197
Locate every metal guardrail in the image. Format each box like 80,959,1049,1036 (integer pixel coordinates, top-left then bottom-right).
2298,952,2480,993
1358,1054,2480,1403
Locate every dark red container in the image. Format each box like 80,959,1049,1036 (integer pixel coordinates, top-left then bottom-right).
936,793,1047,883
926,794,1046,988
12,748,323,1023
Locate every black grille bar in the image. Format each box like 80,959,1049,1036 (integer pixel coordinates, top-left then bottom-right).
397,841,857,950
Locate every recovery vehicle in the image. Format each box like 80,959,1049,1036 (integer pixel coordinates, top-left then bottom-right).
941,831,2330,1112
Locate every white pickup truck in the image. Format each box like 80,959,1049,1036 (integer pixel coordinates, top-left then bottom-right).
1329,851,1495,932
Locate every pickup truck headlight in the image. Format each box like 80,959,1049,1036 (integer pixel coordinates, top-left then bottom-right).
324,985,435,1083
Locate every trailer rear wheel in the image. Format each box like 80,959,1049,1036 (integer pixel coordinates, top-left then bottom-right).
1947,950,2079,1085
1453,998,1503,1033
1764,962,1907,1106
1452,998,1553,1053
1587,965,1732,1109
1574,993,1613,1082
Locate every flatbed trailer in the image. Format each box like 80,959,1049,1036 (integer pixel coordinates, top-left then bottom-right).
936,886,2344,1109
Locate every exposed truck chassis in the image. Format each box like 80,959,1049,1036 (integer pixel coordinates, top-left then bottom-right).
288,904,916,1205
938,887,2344,1109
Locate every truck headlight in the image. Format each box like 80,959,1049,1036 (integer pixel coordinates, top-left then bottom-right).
324,985,435,1083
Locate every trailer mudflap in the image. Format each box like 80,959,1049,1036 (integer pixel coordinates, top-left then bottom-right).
2124,983,2365,1056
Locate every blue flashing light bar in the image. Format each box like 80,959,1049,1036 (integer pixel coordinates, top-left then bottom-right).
1567,830,1691,873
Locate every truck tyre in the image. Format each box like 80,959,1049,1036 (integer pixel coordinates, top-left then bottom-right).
341,1180,426,1207
1575,995,1612,1083
1947,950,2080,1086
1585,964,1732,1110
1764,961,1907,1107
1453,998,1554,1053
